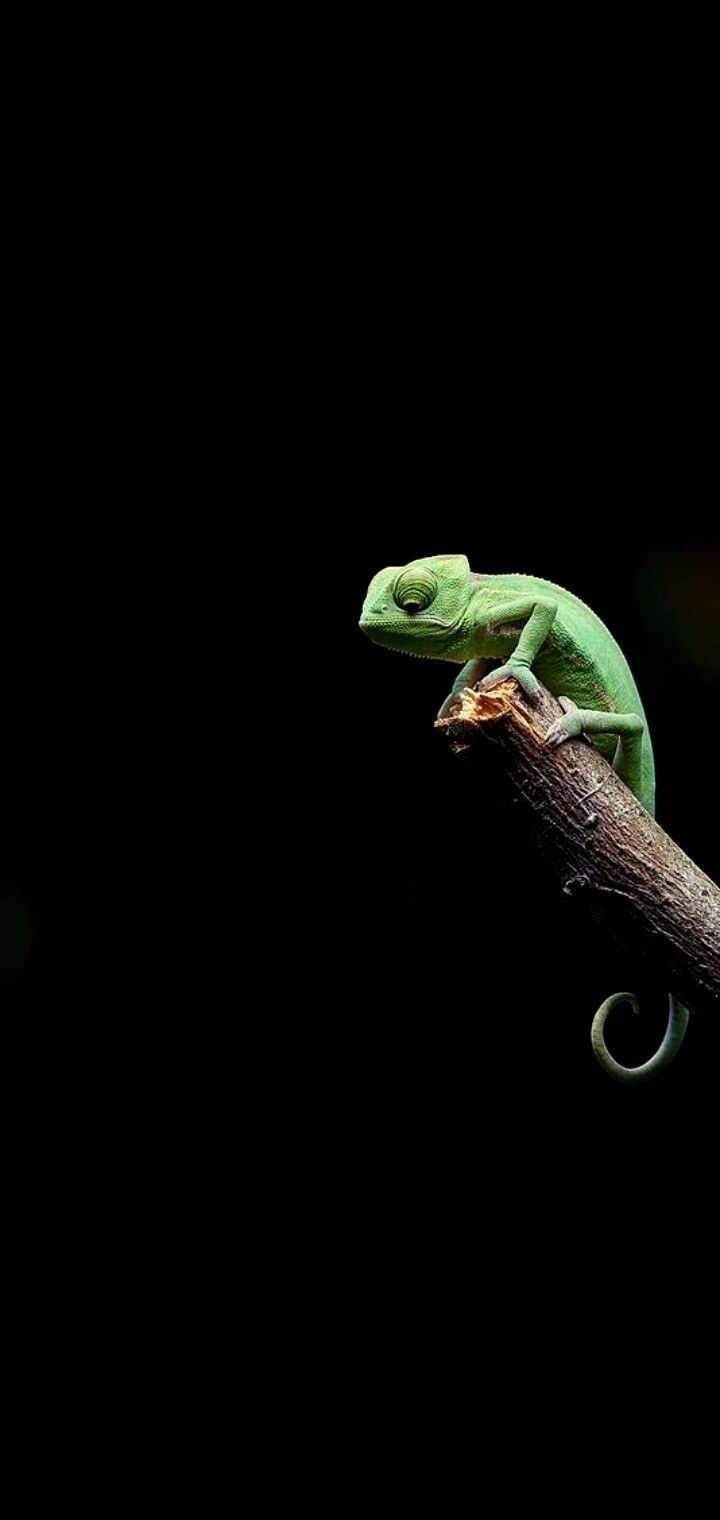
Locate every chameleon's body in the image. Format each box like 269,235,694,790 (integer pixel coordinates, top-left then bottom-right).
359,554,689,1083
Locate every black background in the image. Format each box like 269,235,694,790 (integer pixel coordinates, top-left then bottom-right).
3,101,718,1270
3,400,717,1236
2,28,718,1465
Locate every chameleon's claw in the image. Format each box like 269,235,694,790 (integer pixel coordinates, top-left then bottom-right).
480,661,541,704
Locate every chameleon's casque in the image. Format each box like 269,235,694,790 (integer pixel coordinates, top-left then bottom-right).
360,555,689,1083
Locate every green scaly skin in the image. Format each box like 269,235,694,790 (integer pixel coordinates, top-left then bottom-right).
359,554,690,1084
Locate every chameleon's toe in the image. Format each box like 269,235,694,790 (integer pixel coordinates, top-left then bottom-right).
480,661,541,703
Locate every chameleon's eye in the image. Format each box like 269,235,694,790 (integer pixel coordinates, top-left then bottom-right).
393,567,438,613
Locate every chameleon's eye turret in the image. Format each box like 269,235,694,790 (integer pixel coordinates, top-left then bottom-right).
393,567,438,613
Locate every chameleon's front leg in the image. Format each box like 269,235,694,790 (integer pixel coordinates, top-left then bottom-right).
478,596,559,702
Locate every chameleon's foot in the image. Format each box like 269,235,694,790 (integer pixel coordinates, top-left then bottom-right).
546,697,584,747
545,715,580,746
480,661,541,704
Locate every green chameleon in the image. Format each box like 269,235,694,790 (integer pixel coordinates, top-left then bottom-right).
359,553,689,1084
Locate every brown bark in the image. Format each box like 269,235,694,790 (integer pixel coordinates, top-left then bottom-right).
436,680,720,1019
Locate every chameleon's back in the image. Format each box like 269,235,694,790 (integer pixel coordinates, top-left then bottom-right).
488,573,656,815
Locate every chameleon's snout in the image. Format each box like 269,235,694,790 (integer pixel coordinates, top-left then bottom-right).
359,607,391,648
358,606,387,635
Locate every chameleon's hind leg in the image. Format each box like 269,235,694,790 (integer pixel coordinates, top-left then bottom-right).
546,697,645,798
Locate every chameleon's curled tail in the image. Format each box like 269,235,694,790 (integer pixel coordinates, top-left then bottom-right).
591,993,689,1083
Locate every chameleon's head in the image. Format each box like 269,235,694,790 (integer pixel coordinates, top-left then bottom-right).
359,554,472,658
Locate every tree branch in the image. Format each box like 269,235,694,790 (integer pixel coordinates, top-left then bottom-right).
436,680,720,1020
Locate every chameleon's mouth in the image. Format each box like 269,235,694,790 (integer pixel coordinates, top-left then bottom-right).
359,612,453,632
358,611,463,660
